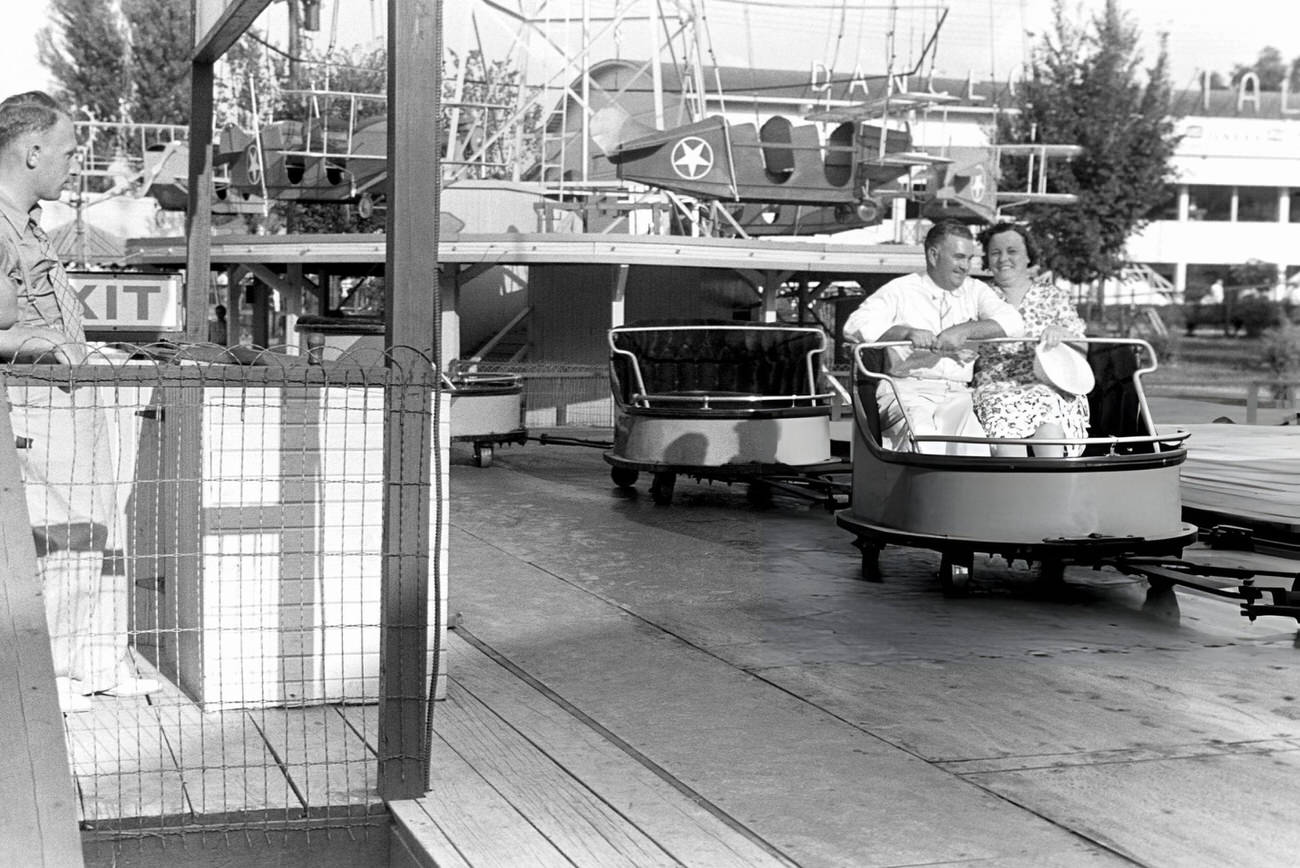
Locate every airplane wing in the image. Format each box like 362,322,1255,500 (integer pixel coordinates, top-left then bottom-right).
996,192,1079,206
991,144,1084,159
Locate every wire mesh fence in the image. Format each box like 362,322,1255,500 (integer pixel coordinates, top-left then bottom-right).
468,361,612,428
3,344,445,846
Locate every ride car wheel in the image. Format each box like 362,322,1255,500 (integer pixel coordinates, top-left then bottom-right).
1037,559,1066,586
650,471,676,506
746,481,773,507
610,467,639,489
859,542,882,582
473,443,493,468
939,554,971,596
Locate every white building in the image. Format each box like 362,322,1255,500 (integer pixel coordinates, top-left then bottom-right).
1126,80,1300,301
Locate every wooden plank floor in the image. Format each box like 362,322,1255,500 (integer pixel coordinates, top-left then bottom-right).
63,653,384,828
391,631,792,868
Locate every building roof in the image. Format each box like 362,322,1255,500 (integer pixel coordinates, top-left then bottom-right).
48,220,127,266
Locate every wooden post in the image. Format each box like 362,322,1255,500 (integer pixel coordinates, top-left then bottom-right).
611,263,628,328
380,0,440,802
0,386,85,867
185,61,215,343
226,266,245,347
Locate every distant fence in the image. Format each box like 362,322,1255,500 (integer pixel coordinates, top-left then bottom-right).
470,362,612,427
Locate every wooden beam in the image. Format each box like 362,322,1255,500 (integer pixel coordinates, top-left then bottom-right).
379,0,440,802
0,388,85,867
611,263,629,327
245,262,320,299
226,265,246,347
193,0,275,63
184,61,215,342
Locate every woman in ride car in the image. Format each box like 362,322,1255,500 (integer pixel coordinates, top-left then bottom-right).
972,222,1090,457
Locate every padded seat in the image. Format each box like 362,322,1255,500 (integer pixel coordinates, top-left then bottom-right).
611,323,827,411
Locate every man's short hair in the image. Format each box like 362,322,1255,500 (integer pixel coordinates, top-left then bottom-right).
922,218,973,253
0,91,69,153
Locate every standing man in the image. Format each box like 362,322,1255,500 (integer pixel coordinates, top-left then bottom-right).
0,91,157,711
843,218,1024,455
208,303,228,345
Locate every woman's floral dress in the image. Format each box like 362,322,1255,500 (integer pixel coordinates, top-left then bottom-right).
973,276,1090,454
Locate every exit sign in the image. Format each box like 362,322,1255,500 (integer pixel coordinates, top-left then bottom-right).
68,272,184,331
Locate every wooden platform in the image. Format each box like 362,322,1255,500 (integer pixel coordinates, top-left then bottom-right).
390,632,790,868
1173,422,1300,530
65,653,383,828
74,634,785,866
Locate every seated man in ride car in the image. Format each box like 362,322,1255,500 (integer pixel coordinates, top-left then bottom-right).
843,218,1024,455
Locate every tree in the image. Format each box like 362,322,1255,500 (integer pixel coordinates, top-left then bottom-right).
38,0,130,124
1229,46,1300,91
444,49,542,182
122,0,192,125
214,31,288,131
1222,47,1300,92
1000,0,1179,285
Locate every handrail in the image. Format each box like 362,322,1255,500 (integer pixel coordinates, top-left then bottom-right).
466,305,532,367
608,324,831,409
630,391,834,409
850,336,1164,455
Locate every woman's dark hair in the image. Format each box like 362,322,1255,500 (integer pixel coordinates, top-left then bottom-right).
978,221,1039,268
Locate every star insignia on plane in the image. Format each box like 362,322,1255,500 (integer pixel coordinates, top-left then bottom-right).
967,167,987,202
245,143,262,186
670,137,714,180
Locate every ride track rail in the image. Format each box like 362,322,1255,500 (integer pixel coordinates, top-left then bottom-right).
1106,556,1300,624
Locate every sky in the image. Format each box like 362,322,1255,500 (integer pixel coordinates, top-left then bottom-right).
3,1,1299,101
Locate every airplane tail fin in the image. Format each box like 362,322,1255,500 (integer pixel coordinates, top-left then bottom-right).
590,106,660,158
921,147,998,223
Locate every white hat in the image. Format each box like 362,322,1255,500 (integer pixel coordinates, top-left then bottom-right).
1033,343,1095,396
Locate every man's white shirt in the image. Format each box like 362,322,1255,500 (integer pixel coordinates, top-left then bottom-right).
842,272,1024,382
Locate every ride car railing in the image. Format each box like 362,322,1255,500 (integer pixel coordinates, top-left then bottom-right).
851,336,1189,455
609,324,833,411
442,370,522,392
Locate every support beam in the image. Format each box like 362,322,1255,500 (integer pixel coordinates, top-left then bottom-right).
184,62,216,342
251,279,270,347
441,278,459,367
244,262,320,298
225,265,246,347
0,390,84,867
611,263,629,327
194,0,275,63
738,268,793,323
283,264,304,355
380,0,440,803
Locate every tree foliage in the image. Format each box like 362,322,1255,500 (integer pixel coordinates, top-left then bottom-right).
1230,46,1300,91
40,0,190,125
122,0,192,124
444,49,542,182
38,0,130,123
214,31,288,130
1000,0,1180,284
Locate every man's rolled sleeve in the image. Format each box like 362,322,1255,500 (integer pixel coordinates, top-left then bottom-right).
843,290,897,343
0,245,20,328
975,284,1025,337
